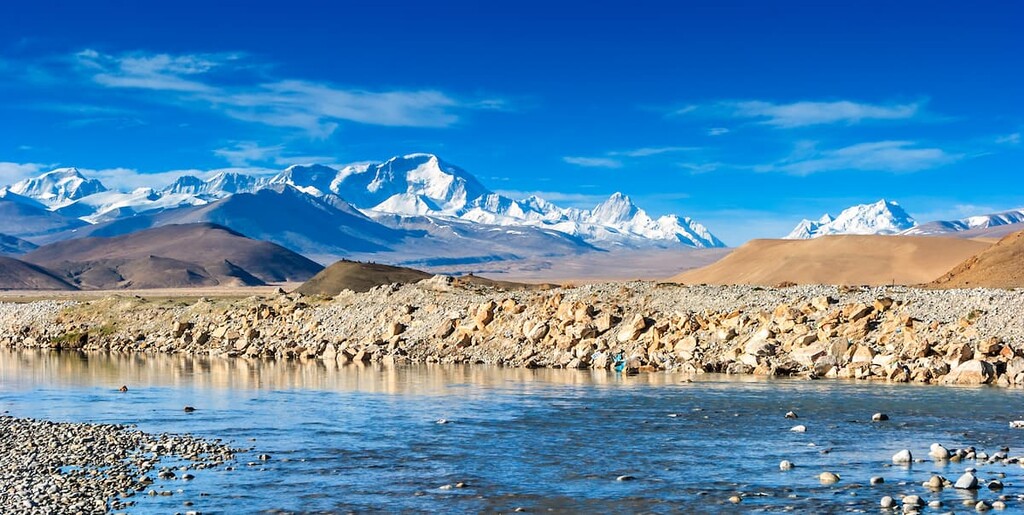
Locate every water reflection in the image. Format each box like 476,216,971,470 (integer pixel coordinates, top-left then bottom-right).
0,349,726,395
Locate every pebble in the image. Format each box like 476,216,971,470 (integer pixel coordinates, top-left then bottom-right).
880,496,894,508
790,425,807,433
616,475,635,481
785,411,798,419
993,500,1007,510
892,449,913,464
872,413,889,421
729,495,741,503
183,406,196,413
930,443,951,460
819,472,840,484
977,500,992,511
779,460,794,471
924,475,945,489
0,414,238,513
870,476,884,485
956,471,980,490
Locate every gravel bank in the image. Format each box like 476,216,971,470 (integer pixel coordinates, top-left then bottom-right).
0,414,238,514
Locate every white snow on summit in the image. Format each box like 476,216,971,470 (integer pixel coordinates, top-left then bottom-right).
785,200,915,239
1,154,726,250
6,168,107,207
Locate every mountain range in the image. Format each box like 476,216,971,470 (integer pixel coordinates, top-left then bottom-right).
0,154,724,268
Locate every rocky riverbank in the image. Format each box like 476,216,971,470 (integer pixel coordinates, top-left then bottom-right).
1,279,1023,386
0,414,238,514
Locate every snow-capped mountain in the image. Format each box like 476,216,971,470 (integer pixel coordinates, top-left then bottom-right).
163,171,265,197
5,168,106,207
269,154,724,248
785,200,916,239
902,209,1024,236
1,154,726,260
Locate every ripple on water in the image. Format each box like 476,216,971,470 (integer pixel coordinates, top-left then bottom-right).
2,350,1024,513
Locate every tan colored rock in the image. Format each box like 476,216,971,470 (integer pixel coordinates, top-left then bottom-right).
595,312,618,333
434,319,456,339
844,303,873,322
674,336,698,359
791,343,827,367
873,297,894,312
386,322,406,338
788,333,818,348
978,337,1002,356
945,359,994,385
849,344,875,364
617,314,649,343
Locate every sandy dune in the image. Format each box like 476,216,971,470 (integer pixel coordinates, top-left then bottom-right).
931,230,1024,289
672,235,992,286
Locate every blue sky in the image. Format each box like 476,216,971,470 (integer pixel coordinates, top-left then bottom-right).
1,0,1021,244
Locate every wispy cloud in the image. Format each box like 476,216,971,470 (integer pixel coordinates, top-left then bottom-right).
214,142,285,167
758,140,962,175
0,162,47,185
562,156,623,168
707,127,730,136
996,132,1020,145
675,99,923,128
69,49,502,137
731,100,921,128
564,146,698,168
608,146,697,157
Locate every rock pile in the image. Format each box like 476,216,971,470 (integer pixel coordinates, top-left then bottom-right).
1,281,1023,386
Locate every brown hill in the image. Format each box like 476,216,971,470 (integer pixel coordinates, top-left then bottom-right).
672,235,992,286
295,260,432,295
0,257,77,291
930,230,1024,289
24,223,323,290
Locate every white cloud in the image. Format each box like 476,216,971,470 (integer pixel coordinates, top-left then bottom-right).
996,132,1020,145
76,49,226,93
730,100,921,128
562,156,623,168
609,146,696,157
760,140,962,175
674,100,923,128
214,142,285,167
0,162,47,186
72,49,498,136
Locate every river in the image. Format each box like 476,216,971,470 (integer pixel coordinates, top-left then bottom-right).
1,350,1021,513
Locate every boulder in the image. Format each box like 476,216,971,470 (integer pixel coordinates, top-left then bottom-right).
945,359,995,385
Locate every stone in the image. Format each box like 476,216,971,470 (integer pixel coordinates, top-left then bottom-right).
385,322,406,338
819,471,840,484
790,425,806,433
892,449,912,464
929,443,951,460
616,475,635,481
946,360,995,385
872,413,889,421
785,411,798,419
923,475,945,489
779,460,794,470
879,495,894,508
617,314,649,342
728,495,741,504
869,476,884,485
902,495,923,508
977,500,992,511
955,471,979,490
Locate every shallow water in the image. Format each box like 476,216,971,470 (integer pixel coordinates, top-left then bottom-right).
2,350,1023,513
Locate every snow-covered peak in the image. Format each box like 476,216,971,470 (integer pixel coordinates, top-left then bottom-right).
7,167,107,207
270,164,341,196
590,192,639,225
785,199,916,239
163,172,263,197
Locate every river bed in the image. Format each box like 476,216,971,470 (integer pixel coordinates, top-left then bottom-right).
1,350,1022,513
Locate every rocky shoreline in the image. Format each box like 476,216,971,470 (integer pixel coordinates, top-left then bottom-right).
0,414,238,514
1,279,1023,387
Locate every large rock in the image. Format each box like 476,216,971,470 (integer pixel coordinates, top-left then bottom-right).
945,359,995,385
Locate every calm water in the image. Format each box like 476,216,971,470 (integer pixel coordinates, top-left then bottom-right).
2,350,1023,514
